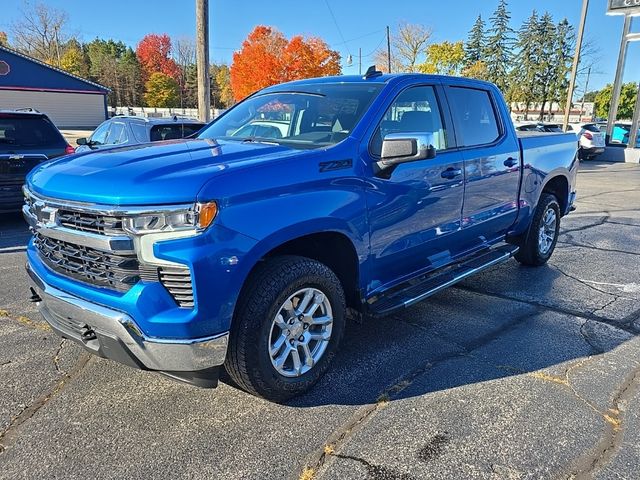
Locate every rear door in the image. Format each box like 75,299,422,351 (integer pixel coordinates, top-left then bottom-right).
445,85,521,249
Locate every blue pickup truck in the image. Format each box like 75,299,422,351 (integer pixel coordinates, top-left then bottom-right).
23,70,578,401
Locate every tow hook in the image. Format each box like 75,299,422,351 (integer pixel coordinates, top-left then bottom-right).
29,287,42,303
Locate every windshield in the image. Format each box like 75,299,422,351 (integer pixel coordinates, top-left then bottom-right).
198,83,383,149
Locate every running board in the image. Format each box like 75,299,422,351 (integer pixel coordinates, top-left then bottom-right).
368,244,519,316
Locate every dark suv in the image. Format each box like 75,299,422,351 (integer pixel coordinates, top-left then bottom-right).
0,109,74,212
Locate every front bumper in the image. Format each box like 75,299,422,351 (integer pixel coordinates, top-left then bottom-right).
27,263,229,387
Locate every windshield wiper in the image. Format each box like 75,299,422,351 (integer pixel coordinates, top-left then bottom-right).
241,137,281,146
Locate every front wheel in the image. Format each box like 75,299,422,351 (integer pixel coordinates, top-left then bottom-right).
515,193,561,266
225,255,346,402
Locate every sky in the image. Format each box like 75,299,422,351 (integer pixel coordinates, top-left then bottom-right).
1,0,639,93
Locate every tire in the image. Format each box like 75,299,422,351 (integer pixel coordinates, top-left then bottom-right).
225,255,346,402
515,193,561,267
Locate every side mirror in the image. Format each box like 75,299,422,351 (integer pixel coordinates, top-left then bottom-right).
376,133,437,174
76,137,88,146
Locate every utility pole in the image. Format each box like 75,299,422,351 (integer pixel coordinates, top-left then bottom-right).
359,47,362,75
386,25,391,73
580,66,591,120
196,0,211,122
563,0,589,131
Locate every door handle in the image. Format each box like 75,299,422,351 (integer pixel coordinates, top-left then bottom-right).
441,167,462,179
504,157,519,168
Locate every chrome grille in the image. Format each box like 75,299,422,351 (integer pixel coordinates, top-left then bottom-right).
34,233,140,292
57,209,125,236
159,266,194,308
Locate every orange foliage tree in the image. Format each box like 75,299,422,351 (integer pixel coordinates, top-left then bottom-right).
230,26,341,101
136,33,180,82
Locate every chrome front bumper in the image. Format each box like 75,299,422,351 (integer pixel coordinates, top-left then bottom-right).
26,263,228,384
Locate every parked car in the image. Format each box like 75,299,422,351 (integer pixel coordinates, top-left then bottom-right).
514,122,564,133
24,71,578,401
0,109,73,212
610,123,640,148
572,123,605,160
75,116,205,152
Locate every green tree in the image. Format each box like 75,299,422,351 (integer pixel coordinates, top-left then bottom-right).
464,15,485,68
595,83,639,120
419,41,465,76
484,0,514,93
511,11,540,118
86,39,141,107
144,72,179,107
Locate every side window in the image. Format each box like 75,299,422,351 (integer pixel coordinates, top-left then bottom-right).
90,122,111,145
370,86,447,157
130,121,148,143
106,122,127,145
447,87,500,147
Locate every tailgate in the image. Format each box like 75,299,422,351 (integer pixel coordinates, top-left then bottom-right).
0,153,48,192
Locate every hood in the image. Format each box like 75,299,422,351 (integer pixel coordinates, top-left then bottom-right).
27,139,304,206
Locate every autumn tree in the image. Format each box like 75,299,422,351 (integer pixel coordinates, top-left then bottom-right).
173,37,196,108
375,22,432,73
144,72,179,107
419,41,464,76
10,1,69,66
136,34,180,83
215,65,234,108
60,39,89,78
230,26,340,101
0,32,8,47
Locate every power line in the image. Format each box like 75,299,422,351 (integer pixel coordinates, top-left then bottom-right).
324,0,351,56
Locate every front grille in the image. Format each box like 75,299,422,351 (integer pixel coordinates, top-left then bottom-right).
57,209,125,236
159,266,194,308
34,233,140,292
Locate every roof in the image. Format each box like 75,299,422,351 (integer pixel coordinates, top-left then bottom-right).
262,72,497,92
111,115,203,124
0,45,109,94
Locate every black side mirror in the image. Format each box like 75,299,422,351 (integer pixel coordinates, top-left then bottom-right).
376,133,437,175
76,137,88,146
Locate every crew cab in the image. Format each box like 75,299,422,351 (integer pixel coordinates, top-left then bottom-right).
23,70,578,401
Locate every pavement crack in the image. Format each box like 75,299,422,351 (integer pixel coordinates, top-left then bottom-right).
559,215,609,235
454,285,637,335
0,353,91,455
568,363,640,479
556,239,640,257
53,339,65,375
550,264,620,298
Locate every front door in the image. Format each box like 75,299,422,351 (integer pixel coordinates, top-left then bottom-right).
364,84,465,292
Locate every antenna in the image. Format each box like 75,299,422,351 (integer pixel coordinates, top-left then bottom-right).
363,65,383,80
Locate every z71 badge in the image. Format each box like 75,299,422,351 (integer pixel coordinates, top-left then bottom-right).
319,159,352,172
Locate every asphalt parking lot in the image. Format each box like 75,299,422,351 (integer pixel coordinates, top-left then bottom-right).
0,161,639,480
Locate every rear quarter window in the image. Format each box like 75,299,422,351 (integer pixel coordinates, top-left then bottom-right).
0,115,64,147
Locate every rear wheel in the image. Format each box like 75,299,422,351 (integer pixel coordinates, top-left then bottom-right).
515,193,561,266
225,255,346,402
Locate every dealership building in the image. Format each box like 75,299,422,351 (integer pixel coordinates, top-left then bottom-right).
0,45,109,128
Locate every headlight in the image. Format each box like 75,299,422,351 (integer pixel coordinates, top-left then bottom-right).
123,201,218,234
